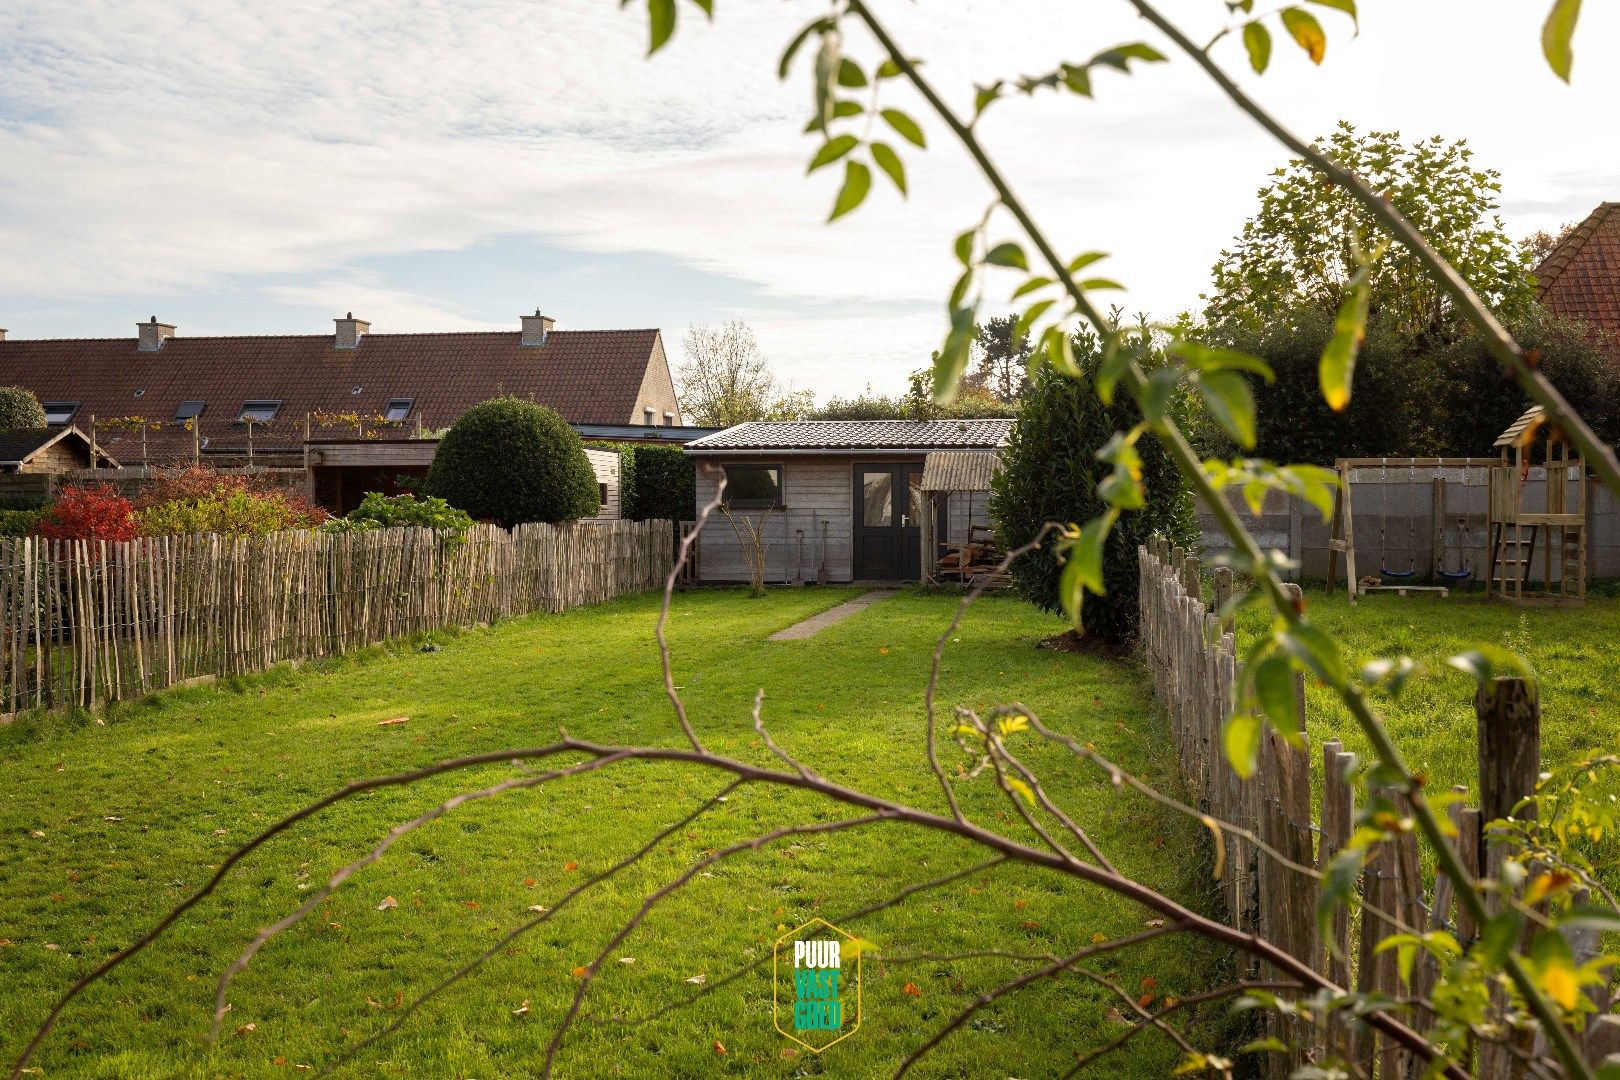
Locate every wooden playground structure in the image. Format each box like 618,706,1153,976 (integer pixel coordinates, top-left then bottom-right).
1324,407,1588,605
1485,405,1587,606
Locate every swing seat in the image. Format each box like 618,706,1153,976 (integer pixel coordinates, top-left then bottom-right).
1380,566,1417,579
1435,567,1473,581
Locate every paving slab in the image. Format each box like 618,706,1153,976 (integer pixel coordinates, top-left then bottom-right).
767,590,898,641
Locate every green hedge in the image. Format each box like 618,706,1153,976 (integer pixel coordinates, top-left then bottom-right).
424,398,600,526
0,508,43,538
619,444,696,522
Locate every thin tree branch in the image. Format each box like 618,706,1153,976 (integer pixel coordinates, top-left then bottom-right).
1063,980,1303,1077
317,777,744,1076
752,687,818,781
656,464,726,753
541,812,898,1076
894,925,1183,1078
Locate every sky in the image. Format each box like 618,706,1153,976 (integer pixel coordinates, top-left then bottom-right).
1,1,1616,402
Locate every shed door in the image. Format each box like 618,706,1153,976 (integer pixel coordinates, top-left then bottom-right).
853,465,924,581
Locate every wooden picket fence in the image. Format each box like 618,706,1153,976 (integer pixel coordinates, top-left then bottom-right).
1136,537,1619,1077
0,520,674,716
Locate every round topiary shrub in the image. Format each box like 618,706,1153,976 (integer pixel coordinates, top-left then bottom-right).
423,397,600,526
0,386,47,432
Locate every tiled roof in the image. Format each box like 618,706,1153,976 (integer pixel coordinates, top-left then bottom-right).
685,419,1013,452
1536,202,1620,334
1494,405,1544,448
0,329,666,462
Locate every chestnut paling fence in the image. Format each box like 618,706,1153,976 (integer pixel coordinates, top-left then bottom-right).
0,520,673,716
1138,539,1615,1078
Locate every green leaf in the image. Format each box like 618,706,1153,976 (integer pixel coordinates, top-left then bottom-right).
806,134,859,173
1196,370,1259,449
778,18,830,80
1010,276,1053,300
1559,904,1620,934
870,142,906,196
1279,7,1327,64
984,242,1028,270
973,81,1004,117
1242,21,1272,73
880,108,926,148
1137,368,1178,426
1097,333,1128,405
1078,277,1124,292
836,57,867,88
1319,271,1370,411
1542,0,1581,82
1060,63,1092,97
813,30,839,129
1446,645,1536,686
647,0,677,55
954,229,976,266
1317,847,1363,946
1307,0,1358,30
934,304,977,403
1013,299,1057,342
1238,1037,1289,1054
828,159,871,221
1046,326,1081,377
1277,622,1347,688
1252,653,1299,736
1067,251,1108,275
803,99,863,132
1090,42,1168,70
1174,342,1275,381
1060,513,1115,626
1222,713,1263,779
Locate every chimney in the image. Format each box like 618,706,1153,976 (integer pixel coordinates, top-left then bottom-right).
520,309,555,347
0,328,7,341
137,316,175,352
334,312,370,350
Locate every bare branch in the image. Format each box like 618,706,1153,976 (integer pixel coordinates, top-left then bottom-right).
656,464,726,753
541,812,898,1076
317,777,744,1075
1063,980,1302,1077
894,924,1183,1078
594,856,1009,1027
752,688,818,781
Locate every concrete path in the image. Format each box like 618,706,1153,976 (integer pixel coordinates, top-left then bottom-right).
768,590,898,641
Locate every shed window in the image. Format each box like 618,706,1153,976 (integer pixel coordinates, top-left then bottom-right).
599,482,609,505
43,401,80,426
237,400,281,423
174,400,205,423
722,464,783,509
383,398,413,423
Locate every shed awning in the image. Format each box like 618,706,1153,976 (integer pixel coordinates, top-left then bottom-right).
920,450,1001,493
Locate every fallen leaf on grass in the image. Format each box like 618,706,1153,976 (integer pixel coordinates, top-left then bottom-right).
902,982,921,997
712,1040,726,1055
462,901,481,909
31,830,45,838
234,1022,256,1036
1090,932,1108,945
213,828,229,836
377,897,397,910
377,716,409,726
780,1048,800,1060
103,816,121,822
513,1000,530,1016
563,861,579,872
43,943,60,951
571,966,589,978
618,957,636,964
685,974,706,985
528,905,547,913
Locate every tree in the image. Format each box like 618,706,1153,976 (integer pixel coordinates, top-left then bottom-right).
991,336,1195,647
963,315,1032,403
675,320,812,426
808,368,1018,420
0,386,46,431
1204,123,1535,338
423,397,600,526
1523,220,1577,265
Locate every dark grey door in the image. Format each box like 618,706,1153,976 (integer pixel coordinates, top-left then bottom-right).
853,465,924,580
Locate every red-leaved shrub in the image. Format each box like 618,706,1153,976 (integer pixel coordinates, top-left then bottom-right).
33,485,139,544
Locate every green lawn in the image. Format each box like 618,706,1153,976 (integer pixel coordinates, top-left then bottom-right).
1238,590,1620,880
2,588,1230,1079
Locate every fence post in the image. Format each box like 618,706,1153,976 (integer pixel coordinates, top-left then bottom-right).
1182,553,1200,601
1213,566,1233,633
1476,676,1540,836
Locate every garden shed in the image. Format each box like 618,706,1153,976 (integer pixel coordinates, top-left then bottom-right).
683,419,1010,584
0,426,117,506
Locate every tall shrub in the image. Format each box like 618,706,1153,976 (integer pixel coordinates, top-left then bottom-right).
34,485,139,544
621,445,696,522
423,398,600,526
991,351,1195,647
0,386,47,432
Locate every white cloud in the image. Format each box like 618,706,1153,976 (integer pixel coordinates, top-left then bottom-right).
2,0,1618,397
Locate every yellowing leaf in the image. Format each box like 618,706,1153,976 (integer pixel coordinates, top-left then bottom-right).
1540,956,1579,1009
1280,7,1327,64
1542,0,1582,82
996,714,1030,737
1007,777,1035,807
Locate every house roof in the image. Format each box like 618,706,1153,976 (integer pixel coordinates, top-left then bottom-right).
0,328,668,462
1535,202,1620,334
920,450,1001,492
0,425,113,468
684,419,1014,453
